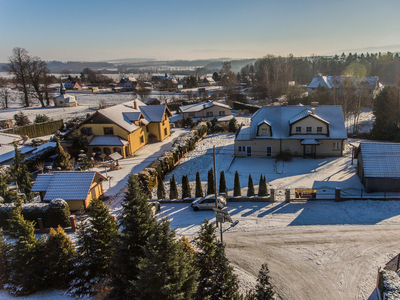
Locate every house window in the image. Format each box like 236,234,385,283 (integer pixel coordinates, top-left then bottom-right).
246,147,252,157
333,142,340,150
219,111,225,116
164,128,167,136
317,127,322,133
296,127,301,133
104,127,114,135
261,128,268,136
81,127,92,136
207,112,213,117
266,146,272,157
140,136,144,144
238,146,245,152
306,127,312,133
189,113,195,117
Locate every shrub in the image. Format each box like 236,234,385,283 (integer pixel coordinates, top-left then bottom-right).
234,171,241,196
14,111,30,126
34,114,52,124
247,174,254,196
195,172,203,198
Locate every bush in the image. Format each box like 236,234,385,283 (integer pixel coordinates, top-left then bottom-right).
34,114,52,124
14,111,30,126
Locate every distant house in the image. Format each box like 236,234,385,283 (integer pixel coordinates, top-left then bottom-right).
203,76,216,86
235,105,347,158
64,80,82,90
179,101,232,120
307,76,381,97
356,142,400,192
32,171,107,211
53,82,78,107
119,77,137,91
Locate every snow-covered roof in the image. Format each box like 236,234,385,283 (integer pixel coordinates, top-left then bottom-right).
301,139,320,145
0,146,36,164
54,93,76,100
242,106,346,140
360,143,400,178
140,105,170,123
89,136,128,146
32,171,107,201
307,76,379,90
122,112,142,122
179,101,231,113
257,119,271,127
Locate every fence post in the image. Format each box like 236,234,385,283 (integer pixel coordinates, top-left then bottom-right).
335,186,341,201
70,215,77,232
285,188,290,203
37,218,44,232
270,189,275,202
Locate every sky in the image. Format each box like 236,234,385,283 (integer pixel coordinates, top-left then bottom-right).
1,0,400,63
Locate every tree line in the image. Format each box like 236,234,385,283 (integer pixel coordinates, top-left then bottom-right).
0,175,274,299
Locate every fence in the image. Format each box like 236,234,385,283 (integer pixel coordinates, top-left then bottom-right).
3,119,64,138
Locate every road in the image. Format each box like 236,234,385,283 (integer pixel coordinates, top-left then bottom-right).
224,224,400,300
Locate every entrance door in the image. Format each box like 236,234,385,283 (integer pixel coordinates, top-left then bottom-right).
266,146,272,157
247,147,252,157
305,145,312,155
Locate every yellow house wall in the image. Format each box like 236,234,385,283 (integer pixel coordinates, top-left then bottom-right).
290,117,328,135
159,114,171,141
67,200,86,211
127,127,146,154
257,123,272,136
78,124,130,140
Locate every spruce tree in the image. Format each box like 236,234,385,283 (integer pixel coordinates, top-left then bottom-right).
109,175,157,299
263,176,268,195
207,168,215,195
44,226,75,289
157,174,165,199
69,197,118,297
219,171,227,195
253,263,274,300
0,230,11,287
182,175,191,198
195,172,203,198
136,218,198,300
170,175,178,199
247,174,255,197
234,171,241,196
55,136,71,171
9,145,33,202
258,174,265,196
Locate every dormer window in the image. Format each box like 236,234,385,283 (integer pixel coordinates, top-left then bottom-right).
261,128,268,135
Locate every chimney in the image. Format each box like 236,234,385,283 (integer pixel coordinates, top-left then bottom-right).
311,108,315,115
133,100,138,110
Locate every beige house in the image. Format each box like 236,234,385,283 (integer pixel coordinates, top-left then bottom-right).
179,101,231,120
235,106,347,158
54,83,78,107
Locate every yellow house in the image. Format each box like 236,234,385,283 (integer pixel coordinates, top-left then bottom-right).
31,171,107,211
66,100,172,158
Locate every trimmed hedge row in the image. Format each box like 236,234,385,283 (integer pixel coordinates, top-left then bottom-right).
233,101,261,113
0,199,71,230
25,145,56,172
3,119,63,138
137,122,208,196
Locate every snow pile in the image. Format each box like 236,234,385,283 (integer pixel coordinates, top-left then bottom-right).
382,269,400,300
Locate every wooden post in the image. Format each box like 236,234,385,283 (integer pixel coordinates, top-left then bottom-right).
37,218,44,232
70,215,77,232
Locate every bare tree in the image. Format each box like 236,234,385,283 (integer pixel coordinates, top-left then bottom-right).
27,56,50,107
3,47,30,107
0,88,14,109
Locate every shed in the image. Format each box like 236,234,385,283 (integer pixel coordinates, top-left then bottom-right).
356,142,400,192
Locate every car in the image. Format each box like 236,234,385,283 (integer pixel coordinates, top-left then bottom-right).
191,195,226,211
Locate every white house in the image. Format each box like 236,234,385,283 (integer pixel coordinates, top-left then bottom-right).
179,101,232,120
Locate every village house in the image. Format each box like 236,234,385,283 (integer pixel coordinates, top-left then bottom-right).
32,171,107,211
63,99,171,158
119,77,138,91
356,142,400,192
64,80,82,90
235,105,347,158
53,82,78,107
179,101,232,120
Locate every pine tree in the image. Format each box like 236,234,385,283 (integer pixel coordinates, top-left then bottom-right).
135,218,198,300
157,174,166,199
258,174,264,196
55,136,71,171
234,171,241,196
109,175,157,299
253,263,274,300
69,197,118,297
195,172,203,198
170,175,178,199
182,175,191,198
219,171,227,195
211,243,241,300
207,168,215,195
263,176,268,195
9,145,33,202
44,226,75,289
247,174,255,197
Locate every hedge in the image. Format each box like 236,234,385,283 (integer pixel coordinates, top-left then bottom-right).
137,122,208,196
0,198,71,230
233,101,261,114
3,119,63,138
25,145,56,172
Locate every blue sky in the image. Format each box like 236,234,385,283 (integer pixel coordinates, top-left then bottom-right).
1,0,400,62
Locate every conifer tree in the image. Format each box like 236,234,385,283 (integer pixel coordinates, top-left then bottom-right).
109,175,157,299
69,197,118,297
258,174,265,196
207,168,215,195
44,226,75,289
170,175,178,199
253,263,274,300
263,176,268,195
0,230,11,287
247,174,255,196
182,175,191,198
136,218,198,300
195,172,203,198
157,174,165,199
219,171,227,195
55,136,71,171
9,145,33,202
234,171,241,196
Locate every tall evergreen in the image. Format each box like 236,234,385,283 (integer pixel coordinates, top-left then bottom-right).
182,175,191,198
170,175,178,199
253,263,274,300
109,175,156,299
157,174,166,199
219,171,227,195
247,174,255,197
258,175,268,196
45,226,75,289
263,176,268,195
69,197,117,297
55,136,71,171
135,218,198,300
234,171,241,196
195,172,203,198
207,168,215,195
9,145,33,202
0,230,11,287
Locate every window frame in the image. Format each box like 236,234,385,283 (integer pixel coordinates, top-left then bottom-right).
103,127,114,135
296,126,301,133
